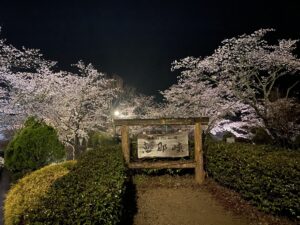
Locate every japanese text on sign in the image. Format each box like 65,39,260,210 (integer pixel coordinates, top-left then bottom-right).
137,132,189,158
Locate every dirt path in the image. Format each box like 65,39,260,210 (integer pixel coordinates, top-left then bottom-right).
132,175,296,225
134,187,250,225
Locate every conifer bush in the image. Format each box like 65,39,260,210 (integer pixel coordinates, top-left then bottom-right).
4,117,65,176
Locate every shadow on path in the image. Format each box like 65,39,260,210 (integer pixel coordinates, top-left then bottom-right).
120,176,138,225
0,169,11,225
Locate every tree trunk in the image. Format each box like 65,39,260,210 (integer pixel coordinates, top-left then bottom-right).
74,134,81,159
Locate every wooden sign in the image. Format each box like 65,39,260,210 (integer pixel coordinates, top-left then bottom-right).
137,132,189,158
115,118,209,184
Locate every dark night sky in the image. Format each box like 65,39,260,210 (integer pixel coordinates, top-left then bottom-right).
0,0,299,96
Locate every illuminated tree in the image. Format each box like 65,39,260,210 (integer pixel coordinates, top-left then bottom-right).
161,72,261,138
0,27,54,130
113,88,161,119
165,29,300,142
0,29,118,157
111,87,163,134
8,63,117,158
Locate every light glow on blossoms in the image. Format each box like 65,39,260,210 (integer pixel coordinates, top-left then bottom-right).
163,29,300,141
0,30,119,158
114,110,120,117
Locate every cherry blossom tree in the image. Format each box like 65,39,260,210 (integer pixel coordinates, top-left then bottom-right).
161,72,262,138
111,87,163,135
0,27,55,131
7,63,118,158
113,87,161,119
164,29,300,142
265,98,300,146
0,29,119,158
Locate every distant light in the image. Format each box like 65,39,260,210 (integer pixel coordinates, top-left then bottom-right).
114,110,120,117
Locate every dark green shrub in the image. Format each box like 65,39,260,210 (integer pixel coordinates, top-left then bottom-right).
4,117,65,176
22,144,127,224
292,135,300,149
251,127,273,145
4,161,76,225
222,131,235,142
88,131,119,148
235,137,251,143
205,142,300,219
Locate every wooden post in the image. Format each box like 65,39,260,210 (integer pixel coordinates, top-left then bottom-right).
121,125,130,164
194,122,205,184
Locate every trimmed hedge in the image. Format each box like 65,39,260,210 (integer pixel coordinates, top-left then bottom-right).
5,144,127,225
205,142,300,219
5,117,65,175
4,161,76,225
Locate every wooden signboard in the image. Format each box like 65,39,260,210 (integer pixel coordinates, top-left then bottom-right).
137,132,189,158
114,117,209,184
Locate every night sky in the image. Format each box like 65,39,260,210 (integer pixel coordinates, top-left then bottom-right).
0,0,299,96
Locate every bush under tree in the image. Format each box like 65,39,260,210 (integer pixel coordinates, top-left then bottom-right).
4,117,65,176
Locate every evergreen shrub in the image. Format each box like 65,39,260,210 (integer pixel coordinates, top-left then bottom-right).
88,131,119,148
5,117,65,176
205,142,300,219
251,127,273,145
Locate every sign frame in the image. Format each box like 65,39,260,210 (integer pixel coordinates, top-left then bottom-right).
114,117,209,184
